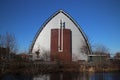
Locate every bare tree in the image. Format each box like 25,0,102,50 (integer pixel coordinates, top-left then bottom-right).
42,50,50,61
0,34,5,47
93,44,109,54
5,33,18,53
80,40,90,55
0,34,1,46
0,33,18,54
114,52,120,59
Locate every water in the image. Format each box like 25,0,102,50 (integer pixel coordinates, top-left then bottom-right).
1,72,120,80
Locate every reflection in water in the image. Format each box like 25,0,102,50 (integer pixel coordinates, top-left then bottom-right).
2,74,33,80
33,72,89,80
90,72,120,80
2,72,120,80
33,74,49,80
33,72,120,80
50,72,74,80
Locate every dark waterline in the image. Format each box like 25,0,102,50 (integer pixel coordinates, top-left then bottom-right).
1,72,120,80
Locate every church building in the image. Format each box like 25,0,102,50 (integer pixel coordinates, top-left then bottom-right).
30,10,92,62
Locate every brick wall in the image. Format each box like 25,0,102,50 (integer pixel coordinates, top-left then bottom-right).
51,29,72,63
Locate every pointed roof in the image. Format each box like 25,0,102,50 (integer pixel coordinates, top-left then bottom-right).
29,10,92,54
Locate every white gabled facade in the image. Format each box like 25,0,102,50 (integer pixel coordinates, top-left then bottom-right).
30,10,92,61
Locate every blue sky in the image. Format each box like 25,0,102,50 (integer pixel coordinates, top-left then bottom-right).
0,0,120,55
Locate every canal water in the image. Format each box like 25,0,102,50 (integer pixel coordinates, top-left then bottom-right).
1,72,120,80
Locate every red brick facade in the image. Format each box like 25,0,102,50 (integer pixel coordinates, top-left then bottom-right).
50,29,72,63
